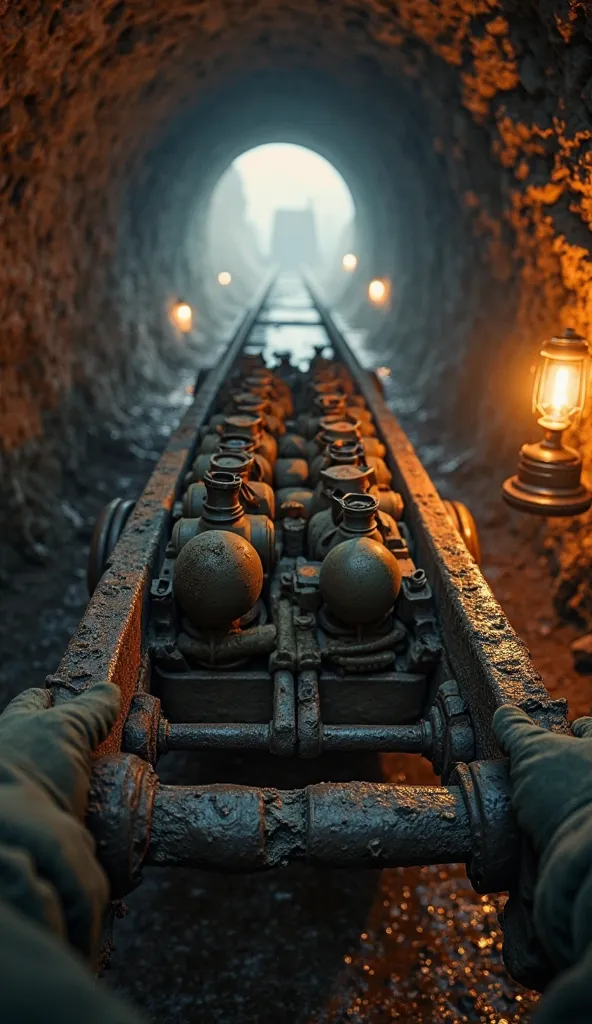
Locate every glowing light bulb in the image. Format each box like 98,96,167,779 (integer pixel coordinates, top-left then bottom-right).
368,279,388,305
218,271,232,286
171,301,193,332
342,253,357,272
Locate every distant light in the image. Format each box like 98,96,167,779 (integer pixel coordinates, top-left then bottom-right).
368,278,390,305
218,271,232,286
171,301,193,332
376,366,391,379
342,253,357,272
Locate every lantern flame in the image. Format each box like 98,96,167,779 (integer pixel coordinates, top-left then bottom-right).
550,366,571,419
537,358,584,428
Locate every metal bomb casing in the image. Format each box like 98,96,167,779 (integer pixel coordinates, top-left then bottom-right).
319,535,402,625
173,530,264,631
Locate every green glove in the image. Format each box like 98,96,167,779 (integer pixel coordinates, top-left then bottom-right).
493,705,592,971
0,682,120,819
0,683,120,961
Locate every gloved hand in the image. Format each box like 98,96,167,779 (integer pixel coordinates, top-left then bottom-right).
0,683,120,961
493,705,592,973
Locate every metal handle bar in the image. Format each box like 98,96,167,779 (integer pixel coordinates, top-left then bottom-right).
88,754,517,899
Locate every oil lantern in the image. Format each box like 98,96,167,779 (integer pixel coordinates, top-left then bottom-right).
502,329,591,516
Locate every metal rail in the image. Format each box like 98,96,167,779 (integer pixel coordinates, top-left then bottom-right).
48,271,277,754
303,274,568,753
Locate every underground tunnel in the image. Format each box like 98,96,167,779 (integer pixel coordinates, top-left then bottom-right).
2,2,592,1023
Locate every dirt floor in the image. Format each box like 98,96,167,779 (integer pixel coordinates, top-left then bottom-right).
0,376,590,1023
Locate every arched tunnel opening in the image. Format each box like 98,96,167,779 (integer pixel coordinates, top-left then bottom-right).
206,143,357,289
2,3,592,1022
117,64,507,441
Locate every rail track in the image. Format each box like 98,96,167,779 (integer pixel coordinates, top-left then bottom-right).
48,273,567,981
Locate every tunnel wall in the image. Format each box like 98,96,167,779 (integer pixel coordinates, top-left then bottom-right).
1,0,592,620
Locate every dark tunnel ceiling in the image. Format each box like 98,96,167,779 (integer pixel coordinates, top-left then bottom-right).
2,1,592,537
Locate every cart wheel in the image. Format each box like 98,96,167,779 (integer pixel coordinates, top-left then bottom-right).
443,500,481,566
87,498,135,596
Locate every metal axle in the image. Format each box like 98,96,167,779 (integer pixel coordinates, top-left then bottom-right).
88,753,518,899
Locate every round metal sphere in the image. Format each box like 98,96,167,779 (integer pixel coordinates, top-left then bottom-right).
173,530,263,630
319,537,402,625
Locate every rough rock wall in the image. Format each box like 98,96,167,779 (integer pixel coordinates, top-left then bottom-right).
1,0,592,592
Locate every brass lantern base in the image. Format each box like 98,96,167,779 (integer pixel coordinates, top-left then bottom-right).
503,433,591,517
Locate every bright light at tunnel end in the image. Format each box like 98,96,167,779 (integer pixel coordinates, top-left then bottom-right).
170,300,193,332
342,253,357,272
218,271,232,286
368,278,390,305
231,143,355,264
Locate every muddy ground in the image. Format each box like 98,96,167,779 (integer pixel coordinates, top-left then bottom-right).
0,374,589,1024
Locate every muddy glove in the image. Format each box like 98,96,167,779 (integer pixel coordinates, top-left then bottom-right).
0,683,120,960
0,683,146,1023
494,705,592,1020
